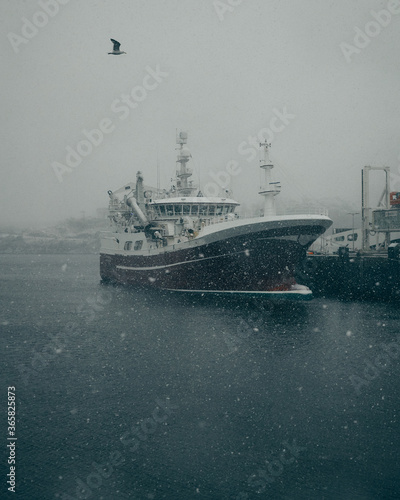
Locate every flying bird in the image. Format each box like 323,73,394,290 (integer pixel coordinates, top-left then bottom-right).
108,39,126,55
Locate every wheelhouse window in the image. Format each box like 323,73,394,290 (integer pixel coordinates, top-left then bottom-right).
208,205,216,216
166,205,174,216
124,241,132,250
199,205,207,216
183,205,190,215
173,205,182,215
191,205,198,215
134,240,143,250
159,205,166,216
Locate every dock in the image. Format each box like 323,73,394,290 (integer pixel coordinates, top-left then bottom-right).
296,250,400,301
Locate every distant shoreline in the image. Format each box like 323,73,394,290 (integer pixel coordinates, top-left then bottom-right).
0,217,107,255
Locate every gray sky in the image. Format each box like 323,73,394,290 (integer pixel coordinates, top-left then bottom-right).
2,0,400,228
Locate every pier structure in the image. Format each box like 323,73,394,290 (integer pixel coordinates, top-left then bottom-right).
362,166,391,251
297,165,400,301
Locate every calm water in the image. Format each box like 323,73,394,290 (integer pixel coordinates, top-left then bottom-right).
1,254,400,500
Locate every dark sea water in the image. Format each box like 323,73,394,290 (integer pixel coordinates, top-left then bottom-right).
1,254,400,500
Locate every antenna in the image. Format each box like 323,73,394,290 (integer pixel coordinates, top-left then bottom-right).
156,150,160,194
259,141,273,167
177,130,188,145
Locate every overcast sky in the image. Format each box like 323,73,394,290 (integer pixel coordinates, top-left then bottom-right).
2,0,400,228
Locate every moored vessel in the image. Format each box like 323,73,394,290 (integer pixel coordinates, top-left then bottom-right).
100,132,332,298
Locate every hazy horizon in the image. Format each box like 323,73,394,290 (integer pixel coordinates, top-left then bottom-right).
2,0,400,230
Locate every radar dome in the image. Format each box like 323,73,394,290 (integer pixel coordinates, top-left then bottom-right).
180,147,191,157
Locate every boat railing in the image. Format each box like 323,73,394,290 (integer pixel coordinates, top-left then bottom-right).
279,207,329,216
236,207,329,219
202,215,238,227
202,207,329,227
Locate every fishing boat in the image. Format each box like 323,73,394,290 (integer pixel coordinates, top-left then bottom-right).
100,132,332,298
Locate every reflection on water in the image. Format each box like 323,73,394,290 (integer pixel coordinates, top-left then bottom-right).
1,255,400,499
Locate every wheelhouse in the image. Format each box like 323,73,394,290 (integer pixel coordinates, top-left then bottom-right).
148,197,239,219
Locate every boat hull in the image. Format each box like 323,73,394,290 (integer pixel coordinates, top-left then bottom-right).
100,218,331,295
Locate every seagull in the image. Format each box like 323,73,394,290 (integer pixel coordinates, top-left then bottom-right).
108,39,126,55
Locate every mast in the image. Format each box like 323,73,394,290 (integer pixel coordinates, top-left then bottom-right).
156,150,160,194
258,142,281,216
176,131,195,196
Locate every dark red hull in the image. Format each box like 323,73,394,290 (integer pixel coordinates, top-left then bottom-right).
100,224,325,292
